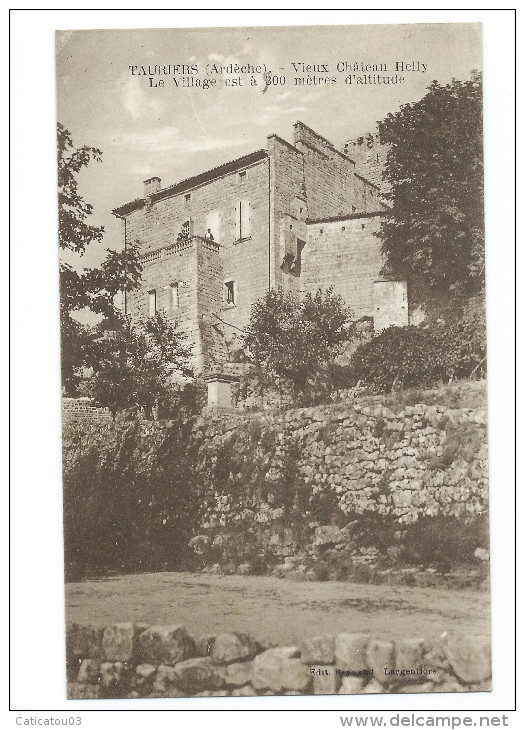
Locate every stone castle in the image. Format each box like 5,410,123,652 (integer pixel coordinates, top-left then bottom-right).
113,122,408,372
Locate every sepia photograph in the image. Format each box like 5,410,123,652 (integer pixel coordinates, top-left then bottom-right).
54,22,494,703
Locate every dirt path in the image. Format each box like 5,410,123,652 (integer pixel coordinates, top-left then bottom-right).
65,572,490,646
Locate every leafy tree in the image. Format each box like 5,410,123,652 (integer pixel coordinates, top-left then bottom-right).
84,313,193,418
57,123,142,393
377,71,484,296
243,287,352,400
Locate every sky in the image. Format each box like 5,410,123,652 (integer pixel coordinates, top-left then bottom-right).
56,23,482,270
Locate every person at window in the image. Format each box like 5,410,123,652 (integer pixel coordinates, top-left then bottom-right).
204,228,214,240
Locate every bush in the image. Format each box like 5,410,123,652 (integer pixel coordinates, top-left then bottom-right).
401,514,489,572
62,415,201,580
349,318,486,394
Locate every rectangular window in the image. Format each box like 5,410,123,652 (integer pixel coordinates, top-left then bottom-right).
184,193,191,204
224,280,235,306
170,283,179,310
235,200,250,241
148,290,156,316
239,170,246,181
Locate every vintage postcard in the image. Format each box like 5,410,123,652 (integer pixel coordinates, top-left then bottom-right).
57,23,491,701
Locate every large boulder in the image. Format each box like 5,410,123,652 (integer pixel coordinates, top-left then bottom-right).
138,624,195,665
210,632,259,664
441,633,491,683
102,622,137,662
173,658,225,693
300,635,335,665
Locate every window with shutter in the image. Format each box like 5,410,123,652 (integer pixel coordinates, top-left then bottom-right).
235,200,251,241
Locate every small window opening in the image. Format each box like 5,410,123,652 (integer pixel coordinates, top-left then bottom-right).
184,193,191,204
170,283,179,310
224,281,235,306
148,290,156,317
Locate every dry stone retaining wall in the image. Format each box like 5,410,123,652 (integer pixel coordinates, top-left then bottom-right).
190,388,488,575
67,622,491,699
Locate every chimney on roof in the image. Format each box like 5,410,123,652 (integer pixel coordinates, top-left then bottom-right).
144,176,161,197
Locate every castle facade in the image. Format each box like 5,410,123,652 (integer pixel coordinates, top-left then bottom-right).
113,122,408,371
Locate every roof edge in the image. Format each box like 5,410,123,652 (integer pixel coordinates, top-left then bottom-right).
112,148,268,217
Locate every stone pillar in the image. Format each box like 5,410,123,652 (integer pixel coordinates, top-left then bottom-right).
204,372,240,409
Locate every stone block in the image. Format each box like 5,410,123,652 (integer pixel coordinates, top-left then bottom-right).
366,640,395,685
223,661,253,687
395,638,427,670
441,633,491,683
423,639,452,671
138,624,195,665
252,647,299,691
469,680,492,692
433,678,464,693
194,635,215,657
339,676,366,694
210,632,259,664
76,659,100,684
66,624,104,661
231,685,258,696
398,681,436,694
174,657,225,693
300,635,335,665
335,634,369,672
281,658,311,691
361,679,386,694
314,525,345,547
99,662,130,696
67,682,101,700
131,664,157,695
313,668,339,695
152,665,179,695
102,622,136,662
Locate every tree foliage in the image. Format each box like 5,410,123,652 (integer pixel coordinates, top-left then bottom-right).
57,123,142,393
378,72,484,296
244,287,352,400
84,313,193,418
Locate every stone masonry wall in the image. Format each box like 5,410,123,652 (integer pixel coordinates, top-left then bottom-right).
304,213,385,321
62,398,112,426
61,383,488,582
189,386,488,579
267,134,307,293
67,622,491,698
124,157,271,364
343,133,390,193
294,122,382,219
